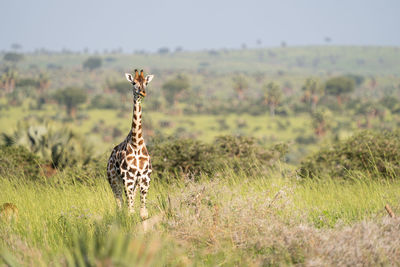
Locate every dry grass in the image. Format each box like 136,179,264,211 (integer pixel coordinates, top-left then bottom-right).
161,176,400,266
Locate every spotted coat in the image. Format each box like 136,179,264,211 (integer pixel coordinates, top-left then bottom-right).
106,70,153,220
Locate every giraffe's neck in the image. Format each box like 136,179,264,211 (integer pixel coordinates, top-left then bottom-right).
130,100,144,148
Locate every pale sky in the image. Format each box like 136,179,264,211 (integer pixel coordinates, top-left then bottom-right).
1,0,399,52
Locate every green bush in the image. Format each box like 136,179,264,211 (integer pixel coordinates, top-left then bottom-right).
299,130,400,179
215,135,288,174
90,94,119,109
82,56,102,71
2,123,94,170
149,135,288,181
53,87,87,118
3,52,23,63
0,145,43,180
149,137,217,180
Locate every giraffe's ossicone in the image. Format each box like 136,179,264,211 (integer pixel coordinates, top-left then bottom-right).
107,69,154,220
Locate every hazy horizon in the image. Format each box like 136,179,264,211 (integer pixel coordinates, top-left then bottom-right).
1,0,400,53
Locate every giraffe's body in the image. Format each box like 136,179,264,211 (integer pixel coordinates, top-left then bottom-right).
107,70,154,220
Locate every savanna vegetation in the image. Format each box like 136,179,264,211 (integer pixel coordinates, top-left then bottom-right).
1,46,400,266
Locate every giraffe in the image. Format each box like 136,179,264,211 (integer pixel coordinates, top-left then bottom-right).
107,69,154,220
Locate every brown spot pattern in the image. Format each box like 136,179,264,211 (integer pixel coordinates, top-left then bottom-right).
139,157,147,169
107,86,154,216
121,160,127,170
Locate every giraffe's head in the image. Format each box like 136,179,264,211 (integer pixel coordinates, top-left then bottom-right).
125,69,154,102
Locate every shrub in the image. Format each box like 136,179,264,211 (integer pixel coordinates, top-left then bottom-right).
149,137,217,180
53,87,87,118
215,135,288,174
162,75,190,105
0,145,43,180
82,56,102,71
3,52,23,63
90,95,119,109
149,135,288,181
299,130,400,179
295,135,317,145
2,123,94,170
215,135,287,163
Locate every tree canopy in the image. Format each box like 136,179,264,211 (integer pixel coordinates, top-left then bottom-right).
162,75,190,105
53,87,87,118
325,76,355,97
232,75,249,100
3,52,24,63
263,82,282,116
83,57,102,71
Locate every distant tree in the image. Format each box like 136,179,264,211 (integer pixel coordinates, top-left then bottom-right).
380,96,399,111
105,79,129,102
15,73,50,93
345,74,365,86
11,43,22,50
175,46,183,53
232,75,249,100
253,72,265,83
37,73,50,92
355,101,377,128
16,78,38,88
324,76,355,106
162,74,190,105
301,78,324,112
3,52,23,63
0,68,18,94
158,47,170,54
83,56,102,71
311,110,332,138
53,87,87,118
90,94,119,109
263,82,282,116
106,80,127,95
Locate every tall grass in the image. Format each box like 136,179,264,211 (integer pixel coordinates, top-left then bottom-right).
1,168,400,265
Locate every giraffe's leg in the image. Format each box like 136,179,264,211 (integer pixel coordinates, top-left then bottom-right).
139,175,151,220
124,177,138,215
114,176,124,209
107,162,123,209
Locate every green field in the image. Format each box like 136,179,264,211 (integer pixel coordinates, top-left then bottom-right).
2,170,400,266
2,46,400,265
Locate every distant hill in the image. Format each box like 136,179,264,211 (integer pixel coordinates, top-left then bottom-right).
5,46,400,75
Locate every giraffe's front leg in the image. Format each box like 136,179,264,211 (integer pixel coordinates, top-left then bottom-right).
107,163,123,210
124,176,138,215
139,175,151,220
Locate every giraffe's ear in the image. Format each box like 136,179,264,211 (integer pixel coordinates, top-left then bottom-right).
125,73,134,83
145,75,154,83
